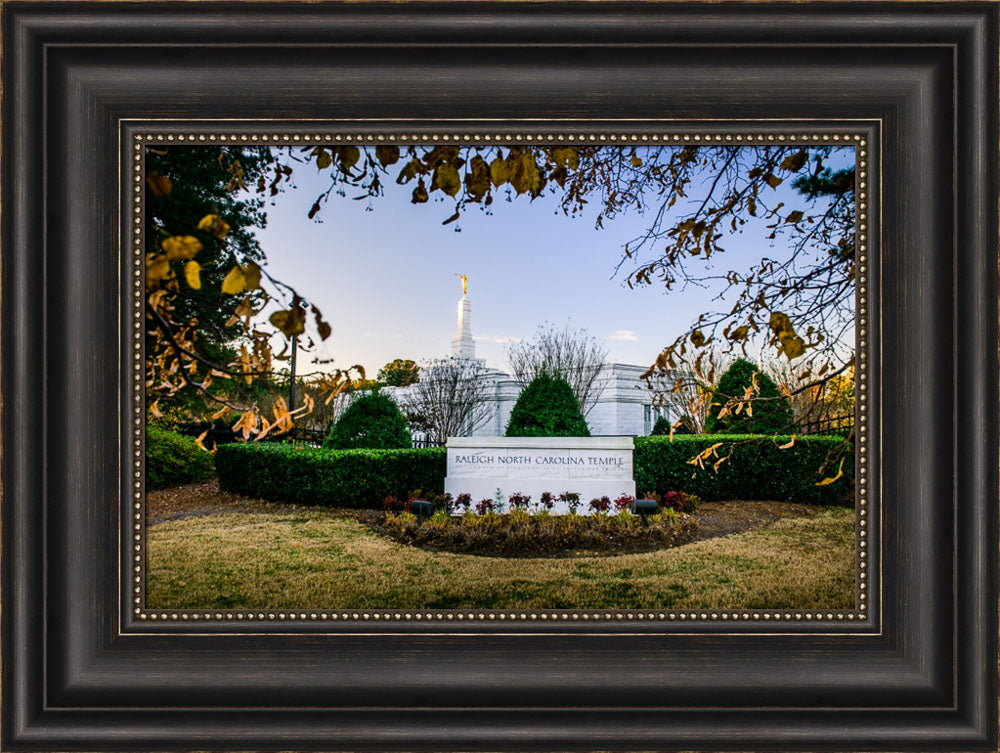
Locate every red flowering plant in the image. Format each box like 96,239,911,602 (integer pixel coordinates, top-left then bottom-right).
433,492,455,515
613,494,635,513
382,494,405,512
455,493,473,513
475,498,494,515
588,496,611,514
538,491,555,512
658,490,699,513
559,491,581,514
508,492,532,510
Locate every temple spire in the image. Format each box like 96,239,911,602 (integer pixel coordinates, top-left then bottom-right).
451,274,476,360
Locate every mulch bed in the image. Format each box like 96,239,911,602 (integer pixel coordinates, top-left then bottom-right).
686,499,815,543
369,512,701,558
147,481,819,551
146,480,303,525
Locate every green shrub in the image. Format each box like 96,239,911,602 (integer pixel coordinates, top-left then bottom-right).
634,434,853,505
651,415,672,435
146,425,215,489
705,358,794,434
505,373,590,437
215,442,445,507
323,391,412,450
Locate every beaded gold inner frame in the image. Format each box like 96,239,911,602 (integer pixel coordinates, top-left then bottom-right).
126,122,876,633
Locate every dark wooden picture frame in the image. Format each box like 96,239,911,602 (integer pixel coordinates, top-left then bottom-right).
2,2,997,750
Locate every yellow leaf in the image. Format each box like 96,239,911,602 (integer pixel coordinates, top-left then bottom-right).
145,172,172,197
769,311,792,335
778,436,796,450
769,311,807,360
145,254,171,287
631,155,642,167
780,334,806,359
161,235,203,261
411,178,428,204
510,152,542,196
232,409,259,439
221,265,246,295
690,330,705,347
432,163,461,197
548,147,579,170
233,297,255,320
242,261,262,290
375,145,400,167
779,150,808,172
815,458,845,486
270,307,306,337
194,429,209,452
339,146,361,171
489,156,508,187
183,260,202,289
461,155,489,201
197,214,230,240
315,149,333,170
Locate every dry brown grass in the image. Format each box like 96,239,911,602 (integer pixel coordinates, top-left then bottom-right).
146,504,855,610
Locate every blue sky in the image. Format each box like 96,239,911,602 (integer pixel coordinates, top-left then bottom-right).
248,146,854,377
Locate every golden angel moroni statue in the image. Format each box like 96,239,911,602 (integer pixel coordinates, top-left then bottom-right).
454,273,468,296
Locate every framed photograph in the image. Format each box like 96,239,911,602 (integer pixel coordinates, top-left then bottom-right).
3,2,997,751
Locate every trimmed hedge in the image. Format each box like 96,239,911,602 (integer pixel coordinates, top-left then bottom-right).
146,425,216,489
215,442,446,508
215,434,852,509
634,434,853,505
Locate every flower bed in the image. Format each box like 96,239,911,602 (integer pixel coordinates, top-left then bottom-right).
374,507,698,557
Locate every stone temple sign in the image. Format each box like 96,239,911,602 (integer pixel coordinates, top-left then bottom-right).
444,436,636,515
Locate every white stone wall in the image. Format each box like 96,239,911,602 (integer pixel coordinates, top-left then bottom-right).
390,360,671,440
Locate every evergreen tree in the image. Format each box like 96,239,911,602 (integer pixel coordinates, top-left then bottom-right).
505,374,590,437
324,392,412,449
650,415,672,435
705,358,794,434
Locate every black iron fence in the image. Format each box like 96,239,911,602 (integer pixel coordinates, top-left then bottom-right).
797,413,854,437
411,437,445,448
171,423,447,449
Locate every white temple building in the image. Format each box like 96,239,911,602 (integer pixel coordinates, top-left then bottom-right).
387,286,670,438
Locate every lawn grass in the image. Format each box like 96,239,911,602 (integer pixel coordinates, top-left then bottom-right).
146,504,855,610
